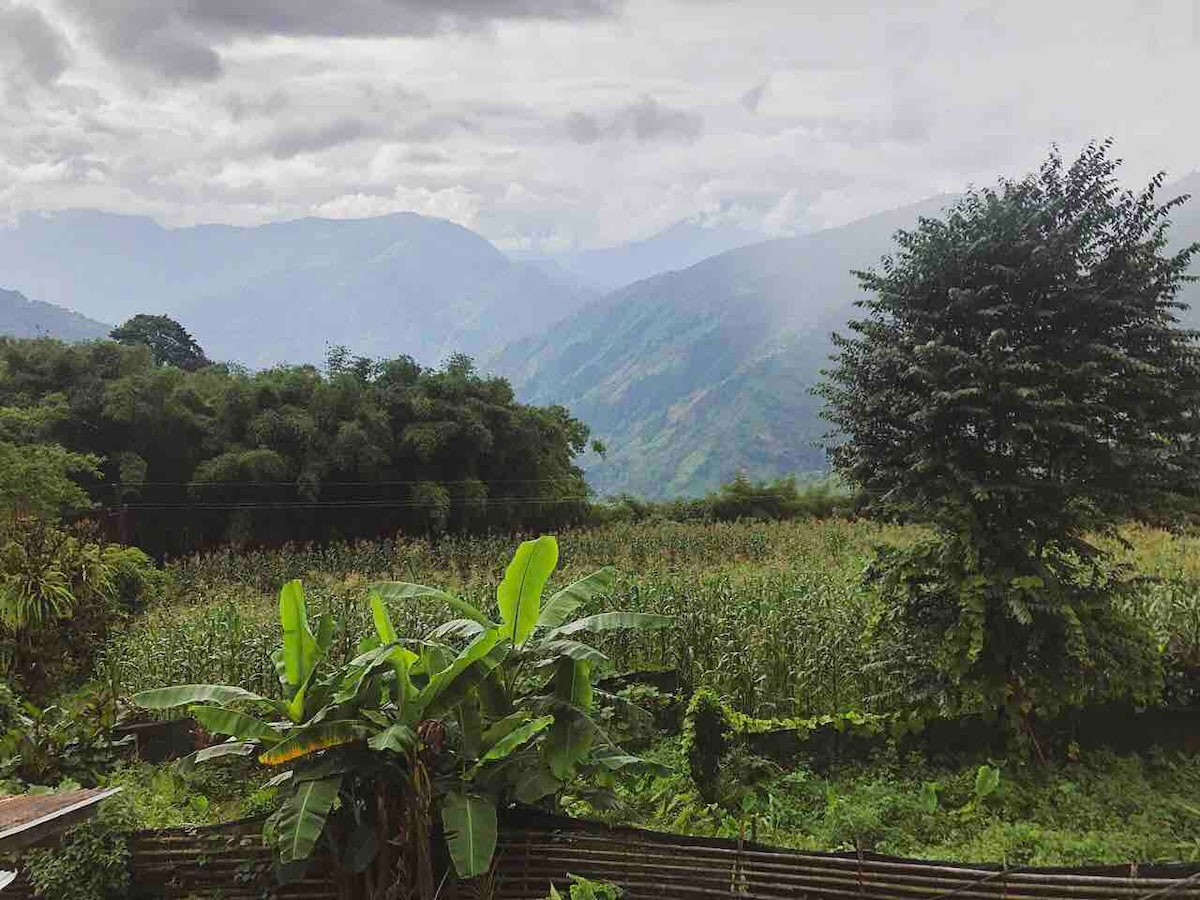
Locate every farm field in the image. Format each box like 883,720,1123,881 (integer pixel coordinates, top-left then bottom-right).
92,519,1200,865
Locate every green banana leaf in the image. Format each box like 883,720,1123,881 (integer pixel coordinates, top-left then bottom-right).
471,715,554,774
189,705,282,745
176,740,257,773
371,581,494,626
132,684,275,710
258,720,370,766
535,567,617,632
279,580,319,688
367,724,416,753
497,536,559,646
273,776,343,864
441,793,497,878
544,612,672,642
538,639,609,665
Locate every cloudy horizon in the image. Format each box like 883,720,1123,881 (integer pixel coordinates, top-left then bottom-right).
2,0,1199,252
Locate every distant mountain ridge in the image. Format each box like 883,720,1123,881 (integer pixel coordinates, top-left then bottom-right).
0,287,109,342
529,219,768,292
0,210,597,369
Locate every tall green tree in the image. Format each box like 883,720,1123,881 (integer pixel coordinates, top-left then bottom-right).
819,142,1200,722
111,314,209,371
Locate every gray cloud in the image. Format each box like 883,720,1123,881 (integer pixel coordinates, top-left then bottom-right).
565,96,703,144
265,117,387,159
740,79,768,113
58,0,622,81
0,2,72,86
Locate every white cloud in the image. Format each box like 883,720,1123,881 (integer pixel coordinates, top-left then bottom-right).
1,0,1197,249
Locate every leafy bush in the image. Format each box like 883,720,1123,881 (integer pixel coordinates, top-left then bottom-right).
24,811,130,900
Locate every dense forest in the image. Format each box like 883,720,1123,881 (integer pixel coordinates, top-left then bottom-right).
0,329,595,556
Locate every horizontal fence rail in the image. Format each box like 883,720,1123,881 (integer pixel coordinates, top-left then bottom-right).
6,811,1200,899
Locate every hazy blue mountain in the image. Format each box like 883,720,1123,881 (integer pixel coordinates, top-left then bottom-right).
0,210,597,368
540,219,767,292
0,287,110,342
494,195,983,498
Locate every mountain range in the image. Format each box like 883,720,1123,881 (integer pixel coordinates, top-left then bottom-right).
3,173,1198,498
0,287,109,342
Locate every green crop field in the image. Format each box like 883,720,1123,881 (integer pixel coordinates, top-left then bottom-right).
87,519,1200,866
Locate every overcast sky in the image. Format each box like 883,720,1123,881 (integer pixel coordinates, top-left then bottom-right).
1,0,1198,251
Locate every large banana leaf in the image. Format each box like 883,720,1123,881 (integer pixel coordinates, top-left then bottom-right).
538,639,609,665
279,580,319,688
544,612,672,642
472,715,553,773
189,705,282,745
535,567,617,632
258,720,370,766
413,627,503,718
371,581,493,626
545,658,595,780
274,776,343,864
497,536,559,646
367,723,416,753
441,793,497,879
132,684,275,710
369,591,398,644
176,740,257,773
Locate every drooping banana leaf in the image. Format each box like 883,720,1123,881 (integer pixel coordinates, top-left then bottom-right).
471,715,554,774
367,723,416,753
371,581,494,626
279,580,319,688
273,775,343,864
413,627,503,717
535,567,617,632
538,639,609,665
544,612,672,642
176,740,258,773
258,720,370,766
497,536,559,647
133,684,276,711
418,638,510,721
369,591,398,644
441,793,498,879
189,705,283,745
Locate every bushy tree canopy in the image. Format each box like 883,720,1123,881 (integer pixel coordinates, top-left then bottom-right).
821,141,1200,548
110,314,209,371
0,338,594,554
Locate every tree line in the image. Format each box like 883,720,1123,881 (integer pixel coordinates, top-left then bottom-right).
0,326,596,556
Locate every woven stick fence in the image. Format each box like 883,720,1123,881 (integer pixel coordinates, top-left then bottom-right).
5,811,1200,899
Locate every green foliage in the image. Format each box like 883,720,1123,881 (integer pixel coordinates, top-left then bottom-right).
548,874,624,899
867,534,1162,721
0,519,161,694
24,813,130,900
821,142,1198,722
110,313,209,371
596,475,855,525
0,337,594,553
0,442,100,521
131,537,667,891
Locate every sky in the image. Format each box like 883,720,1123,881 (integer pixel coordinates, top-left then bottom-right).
1,0,1199,252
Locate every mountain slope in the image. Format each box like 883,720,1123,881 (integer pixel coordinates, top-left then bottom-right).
501,174,1200,499
540,219,766,292
0,288,109,341
0,211,596,368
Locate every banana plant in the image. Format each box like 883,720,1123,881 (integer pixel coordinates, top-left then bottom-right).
371,535,672,876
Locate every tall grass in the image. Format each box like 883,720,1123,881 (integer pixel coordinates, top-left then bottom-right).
105,520,1199,718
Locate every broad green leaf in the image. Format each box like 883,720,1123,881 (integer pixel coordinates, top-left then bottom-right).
472,715,553,773
515,769,562,804
369,591,398,644
481,711,532,749
274,776,342,864
544,711,593,781
545,612,671,642
553,657,593,710
258,720,369,766
414,627,504,717
974,765,1001,801
441,793,497,879
539,639,609,665
190,705,282,745
371,581,493,626
315,613,335,654
536,567,617,632
132,684,273,710
176,740,257,773
497,536,559,646
368,724,416,753
279,580,318,688
430,618,486,641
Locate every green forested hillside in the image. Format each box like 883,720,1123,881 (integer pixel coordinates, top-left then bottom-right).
499,175,1200,499
0,338,593,554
